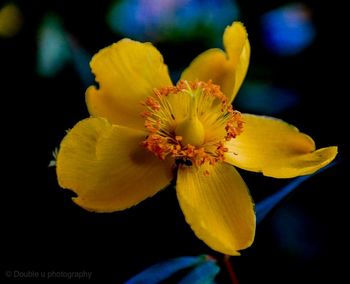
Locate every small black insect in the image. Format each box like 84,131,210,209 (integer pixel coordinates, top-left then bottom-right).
175,158,193,166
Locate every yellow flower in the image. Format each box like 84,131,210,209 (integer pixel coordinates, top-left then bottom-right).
56,22,337,255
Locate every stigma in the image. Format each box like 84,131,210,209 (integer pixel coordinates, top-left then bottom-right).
141,80,243,167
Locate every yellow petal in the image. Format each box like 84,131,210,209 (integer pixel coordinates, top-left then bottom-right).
223,22,250,99
86,39,173,130
181,22,250,102
176,163,255,255
225,114,338,178
180,48,236,100
56,117,173,212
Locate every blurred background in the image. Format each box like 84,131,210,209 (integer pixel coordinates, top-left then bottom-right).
2,0,348,283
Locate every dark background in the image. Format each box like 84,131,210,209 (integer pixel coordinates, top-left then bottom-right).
2,0,348,283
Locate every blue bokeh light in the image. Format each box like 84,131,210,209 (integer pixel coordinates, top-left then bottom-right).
261,3,316,56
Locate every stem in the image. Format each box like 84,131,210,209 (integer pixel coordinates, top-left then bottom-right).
224,255,239,284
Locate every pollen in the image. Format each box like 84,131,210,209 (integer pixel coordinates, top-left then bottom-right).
141,80,244,167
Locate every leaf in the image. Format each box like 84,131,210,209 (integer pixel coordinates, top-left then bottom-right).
178,261,220,284
256,161,336,223
124,255,210,284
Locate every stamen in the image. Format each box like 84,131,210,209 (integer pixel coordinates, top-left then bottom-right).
141,80,244,168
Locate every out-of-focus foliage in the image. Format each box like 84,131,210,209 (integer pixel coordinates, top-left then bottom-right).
0,3,22,37
69,38,94,87
256,162,336,223
37,14,71,77
236,81,299,115
37,14,93,85
107,0,239,44
125,255,219,284
271,205,318,259
177,261,220,284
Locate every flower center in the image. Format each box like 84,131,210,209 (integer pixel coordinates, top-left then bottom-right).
141,80,243,167
176,116,205,146
175,83,205,146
